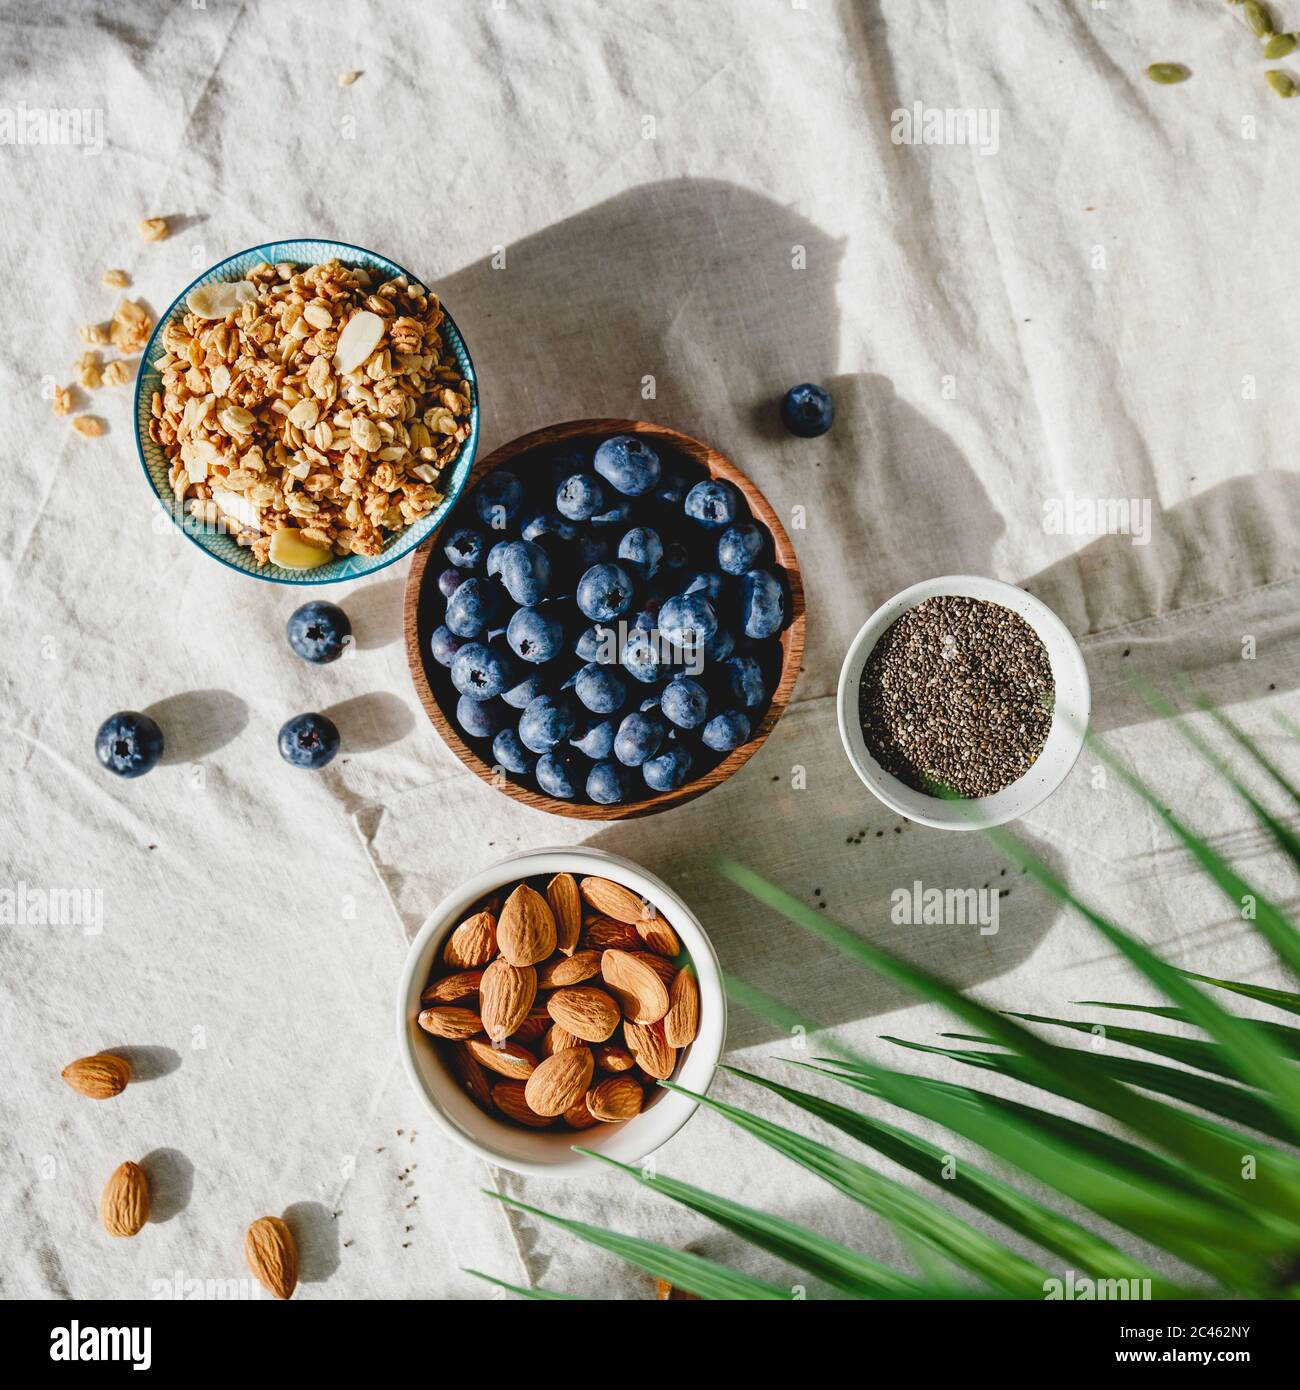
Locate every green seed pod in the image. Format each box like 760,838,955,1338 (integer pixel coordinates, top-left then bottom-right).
1264,32,1297,58
1146,63,1190,84
1244,1,1274,37
1265,69,1297,96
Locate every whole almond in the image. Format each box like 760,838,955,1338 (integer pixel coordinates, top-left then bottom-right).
244,1216,298,1300
593,1042,635,1073
513,1006,553,1045
525,1046,594,1116
547,986,621,1043
580,875,651,924
542,1023,583,1056
624,1020,675,1080
636,913,681,956
100,1160,149,1237
537,949,601,989
564,1098,601,1129
497,884,557,966
663,966,700,1048
444,911,497,969
491,1081,554,1128
480,958,537,1041
417,1006,482,1040
581,916,642,950
634,952,677,988
546,873,582,955
451,1043,493,1108
466,1037,537,1080
586,1075,644,1122
62,1052,131,1100
601,949,670,1024
421,970,484,1004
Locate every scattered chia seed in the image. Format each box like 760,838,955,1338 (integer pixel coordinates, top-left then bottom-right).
858,595,1054,799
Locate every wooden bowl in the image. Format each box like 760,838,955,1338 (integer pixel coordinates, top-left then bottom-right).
403,418,805,819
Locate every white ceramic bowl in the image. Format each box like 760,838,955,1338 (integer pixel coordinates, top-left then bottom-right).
836,575,1090,831
396,847,725,1177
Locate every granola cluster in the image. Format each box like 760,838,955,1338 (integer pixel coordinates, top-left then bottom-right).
147,259,472,566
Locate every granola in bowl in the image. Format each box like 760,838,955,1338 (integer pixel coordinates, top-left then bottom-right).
144,252,475,573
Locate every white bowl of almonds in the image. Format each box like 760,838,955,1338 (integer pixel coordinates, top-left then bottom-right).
133,238,479,583
397,848,725,1177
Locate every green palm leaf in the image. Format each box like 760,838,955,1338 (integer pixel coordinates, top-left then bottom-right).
1178,972,1300,1018
484,1191,790,1300
463,1268,584,1300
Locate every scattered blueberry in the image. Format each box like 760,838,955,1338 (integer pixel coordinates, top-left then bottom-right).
702,709,750,752
617,527,663,580
643,745,693,792
661,676,708,729
574,661,629,715
717,524,765,577
576,562,634,622
492,727,537,776
452,641,515,701
658,592,718,649
506,606,564,664
536,748,587,799
502,671,549,709
286,600,351,663
95,711,164,778
430,624,465,667
438,567,467,598
474,469,525,530
519,693,578,753
587,759,637,804
456,695,505,741
781,382,834,438
278,712,340,770
572,716,617,760
444,526,486,569
741,569,785,639
445,577,504,637
614,709,666,766
723,655,767,707
594,435,661,496
684,479,738,529
556,473,605,521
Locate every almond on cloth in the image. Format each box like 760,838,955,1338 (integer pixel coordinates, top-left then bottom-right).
587,1075,644,1122
546,873,582,955
100,1160,150,1237
601,949,670,1024
663,966,700,1048
444,911,497,968
547,986,621,1043
480,959,537,1041
244,1216,298,1300
525,1046,594,1117
580,875,651,924
466,1038,538,1080
497,884,557,966
62,1052,131,1099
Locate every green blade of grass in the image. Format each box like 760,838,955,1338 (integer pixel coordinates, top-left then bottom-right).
927,1034,1298,1144
658,1082,1052,1297
484,1192,791,1300
463,1268,584,1300
718,858,1300,1209
1177,972,1300,1019
573,1147,925,1299
724,1063,1179,1294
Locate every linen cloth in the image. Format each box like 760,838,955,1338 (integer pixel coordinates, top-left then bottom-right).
1,0,1297,1300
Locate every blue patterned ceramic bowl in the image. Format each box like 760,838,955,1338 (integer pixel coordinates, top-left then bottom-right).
133,238,480,585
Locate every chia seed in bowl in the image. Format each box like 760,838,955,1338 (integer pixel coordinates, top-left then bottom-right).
857,594,1055,799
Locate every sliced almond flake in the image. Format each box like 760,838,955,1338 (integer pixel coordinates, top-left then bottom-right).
332,310,384,375
186,280,258,321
